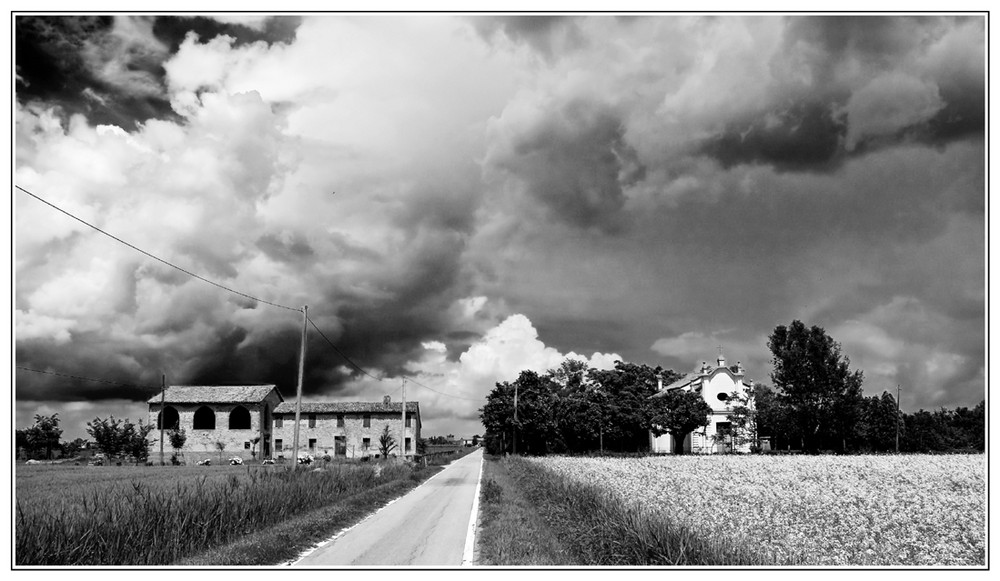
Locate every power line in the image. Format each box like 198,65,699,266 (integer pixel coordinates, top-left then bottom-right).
15,366,160,391
306,316,481,402
401,375,483,402
16,185,302,313
306,316,384,382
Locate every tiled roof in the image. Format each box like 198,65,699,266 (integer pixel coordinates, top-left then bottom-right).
663,373,701,391
147,385,281,404
273,401,420,415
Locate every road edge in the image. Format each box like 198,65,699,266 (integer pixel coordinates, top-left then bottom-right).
461,450,484,566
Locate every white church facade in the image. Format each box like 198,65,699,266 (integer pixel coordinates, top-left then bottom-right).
649,354,755,454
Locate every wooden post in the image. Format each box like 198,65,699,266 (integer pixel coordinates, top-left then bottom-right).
292,305,308,469
896,383,899,454
513,382,518,455
401,378,407,459
159,374,166,465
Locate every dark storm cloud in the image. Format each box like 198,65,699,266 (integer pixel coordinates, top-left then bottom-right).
489,100,644,232
153,15,301,52
702,101,846,171
16,15,303,130
698,16,984,171
16,16,177,128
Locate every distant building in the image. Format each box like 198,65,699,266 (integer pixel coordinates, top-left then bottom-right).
649,354,754,454
271,397,421,460
147,385,282,464
148,386,422,463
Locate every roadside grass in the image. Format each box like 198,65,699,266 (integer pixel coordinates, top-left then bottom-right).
180,450,475,565
476,455,794,566
475,455,576,565
175,473,437,566
15,460,438,566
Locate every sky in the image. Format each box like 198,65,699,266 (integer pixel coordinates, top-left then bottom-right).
13,13,986,442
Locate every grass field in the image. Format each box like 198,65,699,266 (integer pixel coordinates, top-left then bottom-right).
15,460,428,566
526,454,985,567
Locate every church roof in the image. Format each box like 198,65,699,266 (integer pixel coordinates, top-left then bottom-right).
147,385,280,404
663,372,702,391
273,401,420,415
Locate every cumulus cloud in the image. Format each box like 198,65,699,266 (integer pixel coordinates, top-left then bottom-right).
320,311,621,436
15,15,984,441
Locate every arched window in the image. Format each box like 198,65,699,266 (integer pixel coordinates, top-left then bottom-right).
229,406,251,430
157,406,180,430
193,406,216,430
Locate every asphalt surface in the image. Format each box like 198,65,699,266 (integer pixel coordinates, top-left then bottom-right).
294,448,484,567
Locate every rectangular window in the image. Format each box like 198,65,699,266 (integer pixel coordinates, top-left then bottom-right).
405,413,411,428
362,437,371,449
308,414,316,428
337,414,344,427
335,436,346,457
363,414,371,428
275,439,283,451
244,441,251,450
275,415,283,428
405,437,411,453
308,438,316,451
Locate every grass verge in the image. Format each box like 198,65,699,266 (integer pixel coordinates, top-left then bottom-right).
175,469,439,566
476,455,799,566
475,455,575,565
16,461,438,566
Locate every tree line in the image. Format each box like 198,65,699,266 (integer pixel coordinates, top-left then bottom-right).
479,319,985,455
15,413,157,463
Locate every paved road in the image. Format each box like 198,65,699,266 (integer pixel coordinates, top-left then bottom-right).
294,448,484,567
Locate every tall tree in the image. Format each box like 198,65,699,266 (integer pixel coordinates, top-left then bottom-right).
26,413,63,460
647,389,713,455
768,320,864,452
857,392,900,452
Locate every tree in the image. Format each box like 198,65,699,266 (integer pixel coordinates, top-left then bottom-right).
856,392,899,452
725,389,758,451
768,320,864,452
86,416,154,462
25,414,63,460
87,416,128,458
378,425,397,458
62,438,90,458
588,361,677,453
214,440,227,464
648,389,713,455
126,421,155,464
250,435,261,459
168,426,187,464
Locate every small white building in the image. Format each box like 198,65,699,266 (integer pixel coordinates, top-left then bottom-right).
649,354,754,454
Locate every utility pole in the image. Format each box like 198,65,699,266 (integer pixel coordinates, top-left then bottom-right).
513,382,518,455
159,374,166,466
401,378,407,458
895,384,901,454
292,305,308,469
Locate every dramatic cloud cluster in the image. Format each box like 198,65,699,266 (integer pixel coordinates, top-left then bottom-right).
15,15,985,439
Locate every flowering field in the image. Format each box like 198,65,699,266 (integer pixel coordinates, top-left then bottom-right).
528,455,985,566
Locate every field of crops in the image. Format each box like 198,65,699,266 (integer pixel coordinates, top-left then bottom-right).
15,461,417,565
528,454,985,566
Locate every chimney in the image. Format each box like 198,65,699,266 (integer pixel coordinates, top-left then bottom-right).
383,395,391,404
